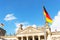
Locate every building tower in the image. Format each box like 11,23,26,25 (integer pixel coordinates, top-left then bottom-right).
45,22,51,40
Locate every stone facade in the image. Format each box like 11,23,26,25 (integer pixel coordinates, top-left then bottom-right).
0,22,60,40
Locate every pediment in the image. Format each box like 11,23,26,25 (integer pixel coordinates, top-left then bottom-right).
19,26,41,34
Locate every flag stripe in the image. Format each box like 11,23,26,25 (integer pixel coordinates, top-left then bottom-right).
43,6,52,23
44,11,52,20
46,17,52,23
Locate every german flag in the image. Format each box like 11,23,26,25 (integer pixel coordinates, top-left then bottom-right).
43,6,52,23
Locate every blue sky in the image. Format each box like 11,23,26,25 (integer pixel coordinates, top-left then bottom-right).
0,0,60,35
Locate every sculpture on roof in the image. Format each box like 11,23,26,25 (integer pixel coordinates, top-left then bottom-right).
0,23,6,36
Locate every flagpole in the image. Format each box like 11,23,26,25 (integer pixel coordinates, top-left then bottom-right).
42,0,46,40
45,22,47,40
42,6,47,40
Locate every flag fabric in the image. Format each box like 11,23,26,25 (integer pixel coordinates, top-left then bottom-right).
43,6,52,23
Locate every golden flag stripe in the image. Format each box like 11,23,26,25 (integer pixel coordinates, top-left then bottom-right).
46,17,52,23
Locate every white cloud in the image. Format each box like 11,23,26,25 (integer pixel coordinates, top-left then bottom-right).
50,11,60,32
4,14,17,21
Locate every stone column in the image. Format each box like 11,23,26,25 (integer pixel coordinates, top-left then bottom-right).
21,37,23,40
47,35,51,40
38,36,40,40
33,36,34,40
27,36,28,40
